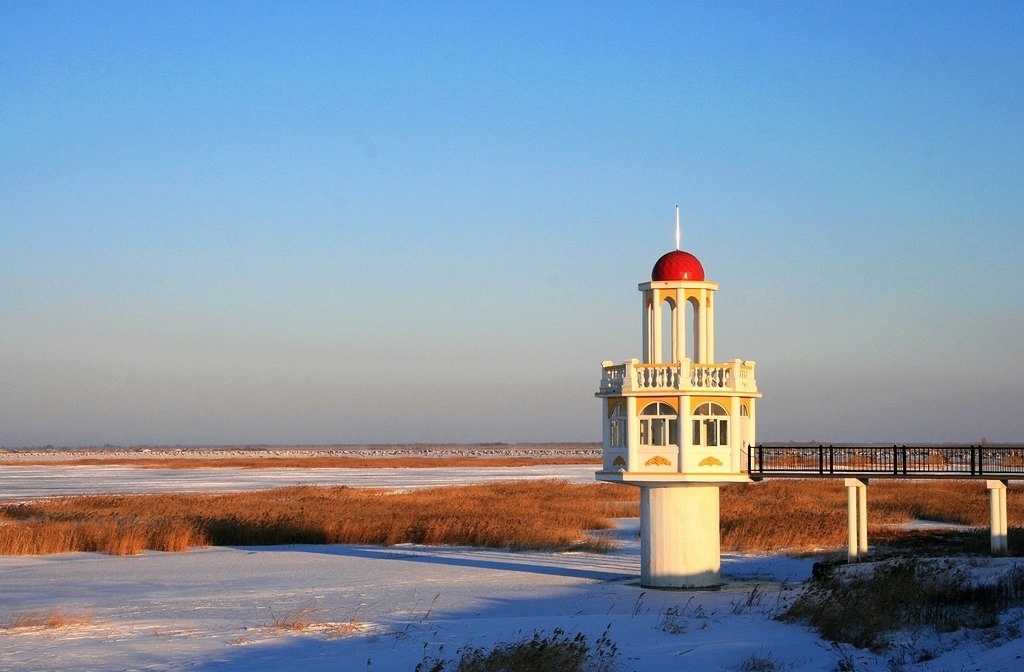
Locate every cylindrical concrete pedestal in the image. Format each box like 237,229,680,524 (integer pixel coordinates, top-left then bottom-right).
640,485,721,588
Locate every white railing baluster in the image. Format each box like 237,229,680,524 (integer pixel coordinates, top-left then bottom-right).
601,360,756,394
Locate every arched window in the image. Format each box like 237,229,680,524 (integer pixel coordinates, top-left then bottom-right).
692,402,729,447
640,402,677,447
609,403,626,448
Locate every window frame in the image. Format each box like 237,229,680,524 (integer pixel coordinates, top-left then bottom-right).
639,402,678,447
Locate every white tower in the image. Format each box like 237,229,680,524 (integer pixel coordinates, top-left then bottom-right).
596,215,760,588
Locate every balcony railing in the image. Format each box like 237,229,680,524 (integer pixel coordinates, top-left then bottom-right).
748,445,1024,477
599,359,758,395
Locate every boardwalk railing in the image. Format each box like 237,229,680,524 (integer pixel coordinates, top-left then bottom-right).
748,445,1024,477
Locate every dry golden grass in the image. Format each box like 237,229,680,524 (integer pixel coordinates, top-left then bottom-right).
0,481,635,556
721,479,1016,553
0,478,1016,557
265,603,365,637
269,603,319,631
1,608,94,631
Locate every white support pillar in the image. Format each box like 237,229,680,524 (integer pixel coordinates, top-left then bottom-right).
846,485,857,562
987,480,1009,556
859,482,868,558
845,478,869,562
640,485,721,588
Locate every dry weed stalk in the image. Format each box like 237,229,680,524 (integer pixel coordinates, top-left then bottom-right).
269,603,319,631
267,603,365,636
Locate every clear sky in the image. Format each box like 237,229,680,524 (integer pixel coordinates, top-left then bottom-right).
2,1,1022,447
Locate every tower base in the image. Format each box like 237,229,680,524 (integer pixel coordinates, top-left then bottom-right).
640,485,721,588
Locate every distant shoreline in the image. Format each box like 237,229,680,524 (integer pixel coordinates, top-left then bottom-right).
0,442,603,465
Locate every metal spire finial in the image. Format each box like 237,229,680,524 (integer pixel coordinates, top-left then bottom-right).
675,204,681,251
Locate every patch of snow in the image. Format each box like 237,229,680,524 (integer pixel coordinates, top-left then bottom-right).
1,465,1022,671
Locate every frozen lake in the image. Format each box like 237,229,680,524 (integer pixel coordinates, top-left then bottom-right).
0,463,600,501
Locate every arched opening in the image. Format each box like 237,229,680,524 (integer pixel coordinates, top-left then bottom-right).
686,296,699,362
692,402,728,447
645,297,655,362
609,402,626,448
740,403,751,449
639,402,678,447
661,298,675,363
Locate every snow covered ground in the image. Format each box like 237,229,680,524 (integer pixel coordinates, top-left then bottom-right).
1,464,1023,671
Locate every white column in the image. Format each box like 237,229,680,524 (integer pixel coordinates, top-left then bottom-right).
987,480,1008,556
626,396,638,472
747,399,756,451
600,398,611,469
641,293,651,363
677,395,688,472
651,290,662,364
670,297,680,363
845,478,868,562
673,289,686,363
640,485,721,588
729,395,741,473
705,291,715,364
696,289,707,363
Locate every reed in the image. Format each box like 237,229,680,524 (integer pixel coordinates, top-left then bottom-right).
0,481,634,556
0,479,1017,557
720,479,1011,553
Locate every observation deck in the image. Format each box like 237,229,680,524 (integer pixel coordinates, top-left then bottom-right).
597,358,758,397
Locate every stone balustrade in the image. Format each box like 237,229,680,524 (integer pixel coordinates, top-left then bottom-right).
599,358,757,395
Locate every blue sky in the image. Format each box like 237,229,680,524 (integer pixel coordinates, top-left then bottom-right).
2,2,1022,446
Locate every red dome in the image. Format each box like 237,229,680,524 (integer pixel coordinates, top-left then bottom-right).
652,250,705,281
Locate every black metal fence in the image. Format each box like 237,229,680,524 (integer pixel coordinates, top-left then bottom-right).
748,445,1024,477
